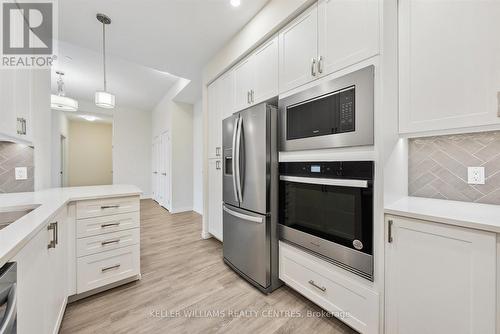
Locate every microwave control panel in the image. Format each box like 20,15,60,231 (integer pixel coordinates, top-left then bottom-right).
338,87,355,133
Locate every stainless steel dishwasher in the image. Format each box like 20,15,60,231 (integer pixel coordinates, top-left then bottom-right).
0,262,16,334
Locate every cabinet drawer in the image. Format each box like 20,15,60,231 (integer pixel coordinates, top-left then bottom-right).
77,228,140,257
76,211,140,238
76,196,139,219
279,242,378,334
77,244,140,293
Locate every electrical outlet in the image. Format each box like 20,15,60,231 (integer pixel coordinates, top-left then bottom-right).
15,167,28,180
467,167,485,185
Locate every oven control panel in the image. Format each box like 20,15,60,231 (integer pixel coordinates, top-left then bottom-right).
279,161,374,180
338,88,355,133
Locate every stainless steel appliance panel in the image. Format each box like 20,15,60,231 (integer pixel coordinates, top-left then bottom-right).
222,115,239,207
238,104,271,214
223,205,270,288
279,65,374,151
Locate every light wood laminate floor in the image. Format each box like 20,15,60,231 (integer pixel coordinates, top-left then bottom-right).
60,199,357,334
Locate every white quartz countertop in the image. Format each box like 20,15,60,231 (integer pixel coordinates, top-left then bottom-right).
0,185,142,267
385,196,500,233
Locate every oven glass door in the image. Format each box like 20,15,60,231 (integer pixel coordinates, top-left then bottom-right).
279,178,372,254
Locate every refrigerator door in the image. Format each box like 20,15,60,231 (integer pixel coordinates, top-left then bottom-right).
237,104,269,214
222,114,239,207
223,205,269,288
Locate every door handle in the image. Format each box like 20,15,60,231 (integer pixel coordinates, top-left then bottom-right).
231,117,239,202
311,58,317,76
308,280,326,292
101,264,121,272
223,205,264,223
250,89,254,103
0,283,17,334
54,221,58,245
101,205,120,209
388,220,394,243
47,222,56,249
318,55,323,74
101,239,120,246
235,116,243,202
247,91,251,104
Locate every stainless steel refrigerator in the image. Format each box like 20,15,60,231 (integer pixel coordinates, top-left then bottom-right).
222,102,281,294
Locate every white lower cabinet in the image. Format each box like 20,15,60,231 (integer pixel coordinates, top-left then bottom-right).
385,215,497,334
76,244,140,293
14,207,68,334
207,159,222,241
279,241,379,334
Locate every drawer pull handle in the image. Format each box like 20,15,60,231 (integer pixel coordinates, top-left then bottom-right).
101,239,120,246
101,264,121,272
101,223,120,228
308,280,326,292
101,205,120,209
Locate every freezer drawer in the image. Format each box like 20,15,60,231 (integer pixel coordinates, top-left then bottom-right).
222,205,270,288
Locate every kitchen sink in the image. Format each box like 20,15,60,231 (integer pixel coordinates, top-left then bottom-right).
0,205,40,230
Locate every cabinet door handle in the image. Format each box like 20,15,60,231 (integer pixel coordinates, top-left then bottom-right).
247,90,251,104
308,280,326,292
388,219,394,243
54,221,58,245
101,264,121,272
311,58,317,76
47,222,56,249
101,239,120,246
251,89,254,103
318,55,323,74
101,205,120,209
216,160,221,170
101,223,120,228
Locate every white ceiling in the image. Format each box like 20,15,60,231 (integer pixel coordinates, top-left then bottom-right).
52,41,179,112
57,0,269,105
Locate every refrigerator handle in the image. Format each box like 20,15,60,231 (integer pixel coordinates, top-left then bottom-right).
223,205,264,224
231,116,240,202
235,116,243,203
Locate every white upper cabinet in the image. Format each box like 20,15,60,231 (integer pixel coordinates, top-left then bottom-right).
318,0,379,76
279,0,380,95
233,57,254,112
385,215,497,334
279,3,318,94
0,70,33,142
399,0,500,134
220,71,234,120
252,36,279,104
233,35,279,112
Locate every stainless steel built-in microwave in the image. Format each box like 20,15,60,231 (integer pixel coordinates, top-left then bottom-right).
279,66,374,152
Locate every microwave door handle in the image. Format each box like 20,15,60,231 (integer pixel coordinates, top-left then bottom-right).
0,283,17,334
235,116,244,202
279,175,368,188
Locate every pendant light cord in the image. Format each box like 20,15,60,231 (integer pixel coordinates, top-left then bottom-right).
102,21,107,92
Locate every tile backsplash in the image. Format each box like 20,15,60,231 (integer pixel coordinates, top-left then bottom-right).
409,131,500,205
0,141,34,193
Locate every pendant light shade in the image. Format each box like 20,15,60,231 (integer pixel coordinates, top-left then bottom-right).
95,91,115,109
95,13,115,109
51,71,79,111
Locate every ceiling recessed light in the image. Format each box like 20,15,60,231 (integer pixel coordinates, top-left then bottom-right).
230,0,240,7
80,115,97,122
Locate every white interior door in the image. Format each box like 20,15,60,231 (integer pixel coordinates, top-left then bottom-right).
160,131,170,210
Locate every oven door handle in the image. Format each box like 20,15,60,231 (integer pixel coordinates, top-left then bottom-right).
0,283,17,334
279,175,368,188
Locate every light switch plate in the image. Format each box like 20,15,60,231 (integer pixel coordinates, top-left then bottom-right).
15,167,28,180
467,167,485,185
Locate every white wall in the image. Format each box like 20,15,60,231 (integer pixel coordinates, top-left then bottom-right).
33,69,52,190
151,78,194,213
113,106,152,198
192,99,203,214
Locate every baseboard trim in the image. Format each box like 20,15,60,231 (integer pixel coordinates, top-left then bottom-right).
170,207,193,214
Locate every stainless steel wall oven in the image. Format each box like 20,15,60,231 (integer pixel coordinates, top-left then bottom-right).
279,161,374,280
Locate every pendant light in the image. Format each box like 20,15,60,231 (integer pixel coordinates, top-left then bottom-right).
95,13,115,109
51,71,79,111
